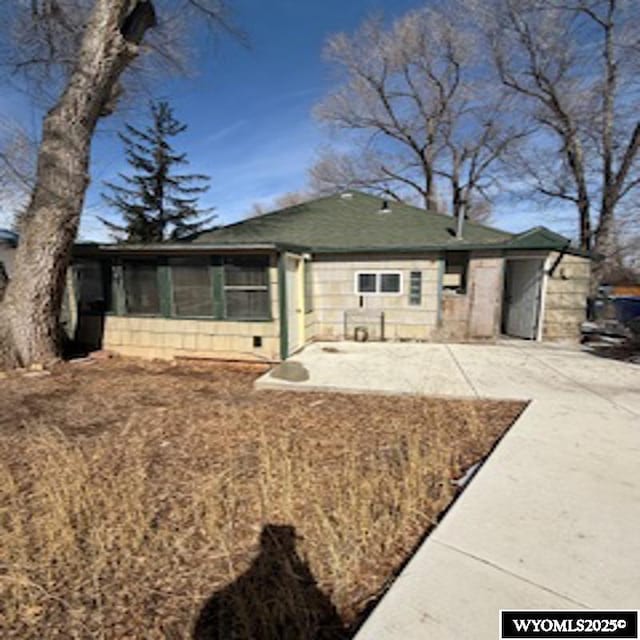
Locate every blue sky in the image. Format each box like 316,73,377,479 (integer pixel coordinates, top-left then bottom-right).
0,0,578,241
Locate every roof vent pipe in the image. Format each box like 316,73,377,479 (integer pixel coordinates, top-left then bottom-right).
380,199,391,213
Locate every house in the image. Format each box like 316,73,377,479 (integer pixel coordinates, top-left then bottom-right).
72,192,592,361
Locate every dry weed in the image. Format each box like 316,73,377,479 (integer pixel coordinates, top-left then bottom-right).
0,359,523,638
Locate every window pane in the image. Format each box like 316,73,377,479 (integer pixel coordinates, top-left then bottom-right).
124,261,159,315
171,259,213,317
223,256,270,319
225,289,270,319
358,273,376,293
409,271,422,305
224,256,268,287
380,273,400,293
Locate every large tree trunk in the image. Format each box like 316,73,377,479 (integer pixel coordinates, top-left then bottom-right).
0,1,153,368
593,202,618,283
592,1,616,283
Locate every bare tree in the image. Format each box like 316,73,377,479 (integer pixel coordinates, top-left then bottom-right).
0,1,236,367
312,7,524,220
608,203,640,280
476,0,640,273
245,190,312,219
246,202,267,218
310,147,420,204
273,191,310,209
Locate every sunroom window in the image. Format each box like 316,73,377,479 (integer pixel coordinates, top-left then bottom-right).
224,256,270,319
170,258,214,317
123,260,160,315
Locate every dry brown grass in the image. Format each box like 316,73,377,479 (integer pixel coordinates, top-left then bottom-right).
0,358,524,639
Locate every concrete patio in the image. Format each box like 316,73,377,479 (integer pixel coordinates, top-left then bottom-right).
256,341,640,639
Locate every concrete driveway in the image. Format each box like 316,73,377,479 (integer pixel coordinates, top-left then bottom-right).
256,341,640,639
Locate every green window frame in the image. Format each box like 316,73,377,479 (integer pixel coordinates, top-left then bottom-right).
112,254,272,321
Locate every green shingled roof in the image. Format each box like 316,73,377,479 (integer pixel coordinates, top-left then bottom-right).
181,191,587,257
194,192,514,251
507,226,572,250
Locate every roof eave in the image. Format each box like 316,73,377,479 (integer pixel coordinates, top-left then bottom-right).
72,239,595,259
73,242,283,254
307,242,530,254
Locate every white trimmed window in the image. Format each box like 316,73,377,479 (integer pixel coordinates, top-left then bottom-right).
355,271,403,295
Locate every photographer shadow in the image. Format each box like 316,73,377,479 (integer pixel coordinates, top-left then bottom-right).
193,524,348,640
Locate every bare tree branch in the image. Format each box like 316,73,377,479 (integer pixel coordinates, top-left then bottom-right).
473,0,640,271
313,6,525,215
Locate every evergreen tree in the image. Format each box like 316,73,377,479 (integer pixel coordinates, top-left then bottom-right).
100,101,214,242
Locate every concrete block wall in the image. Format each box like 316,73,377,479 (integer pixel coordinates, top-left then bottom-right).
102,263,281,361
436,293,470,341
304,310,315,341
103,316,280,361
542,253,590,341
311,254,440,341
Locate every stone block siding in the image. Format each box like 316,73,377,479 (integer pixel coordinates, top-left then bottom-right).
542,253,590,341
103,316,280,361
304,310,315,341
311,254,440,341
436,293,470,341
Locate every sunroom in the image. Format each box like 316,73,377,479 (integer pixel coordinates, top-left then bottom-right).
69,243,311,362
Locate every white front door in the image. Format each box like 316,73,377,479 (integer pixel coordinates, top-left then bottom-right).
285,255,302,355
504,259,544,339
